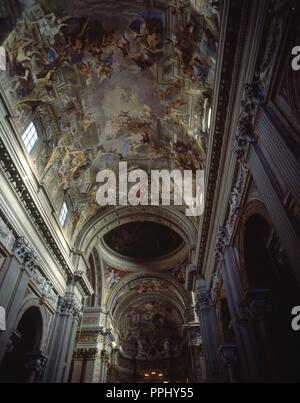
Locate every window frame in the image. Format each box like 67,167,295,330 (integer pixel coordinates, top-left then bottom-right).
58,201,68,227
21,121,39,154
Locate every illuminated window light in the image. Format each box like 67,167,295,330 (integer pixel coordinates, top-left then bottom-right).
22,122,38,153
208,107,212,129
58,201,68,226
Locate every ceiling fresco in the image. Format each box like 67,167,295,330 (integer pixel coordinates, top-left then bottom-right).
0,0,219,237
102,263,187,306
103,266,128,303
119,299,183,361
101,269,189,369
0,0,219,380
103,221,184,258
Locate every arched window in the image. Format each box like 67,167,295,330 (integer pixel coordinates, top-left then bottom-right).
58,201,68,227
22,122,39,154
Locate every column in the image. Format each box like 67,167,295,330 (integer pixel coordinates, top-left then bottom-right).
195,275,224,383
99,349,110,383
71,328,113,383
70,351,83,383
44,291,81,383
82,349,103,383
185,323,203,383
108,348,119,383
222,246,266,381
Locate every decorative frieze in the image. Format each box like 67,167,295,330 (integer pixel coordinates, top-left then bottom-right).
226,164,249,235
210,268,222,301
0,216,15,252
23,249,39,272
72,346,112,362
214,226,229,263
30,269,57,305
11,235,57,305
12,236,32,265
82,316,99,326
213,122,249,269
213,163,249,267
233,83,261,161
76,330,105,345
73,348,101,360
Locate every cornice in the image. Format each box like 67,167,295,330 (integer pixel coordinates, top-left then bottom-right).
76,205,198,261
0,135,91,296
0,137,72,276
98,235,188,273
197,0,294,280
197,0,249,272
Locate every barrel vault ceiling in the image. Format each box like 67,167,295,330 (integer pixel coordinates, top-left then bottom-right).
0,0,219,381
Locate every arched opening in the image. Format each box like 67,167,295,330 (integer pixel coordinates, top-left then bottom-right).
106,273,189,383
243,214,300,382
0,307,43,383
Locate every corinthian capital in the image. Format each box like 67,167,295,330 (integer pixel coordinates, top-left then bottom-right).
195,275,213,312
58,293,82,323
